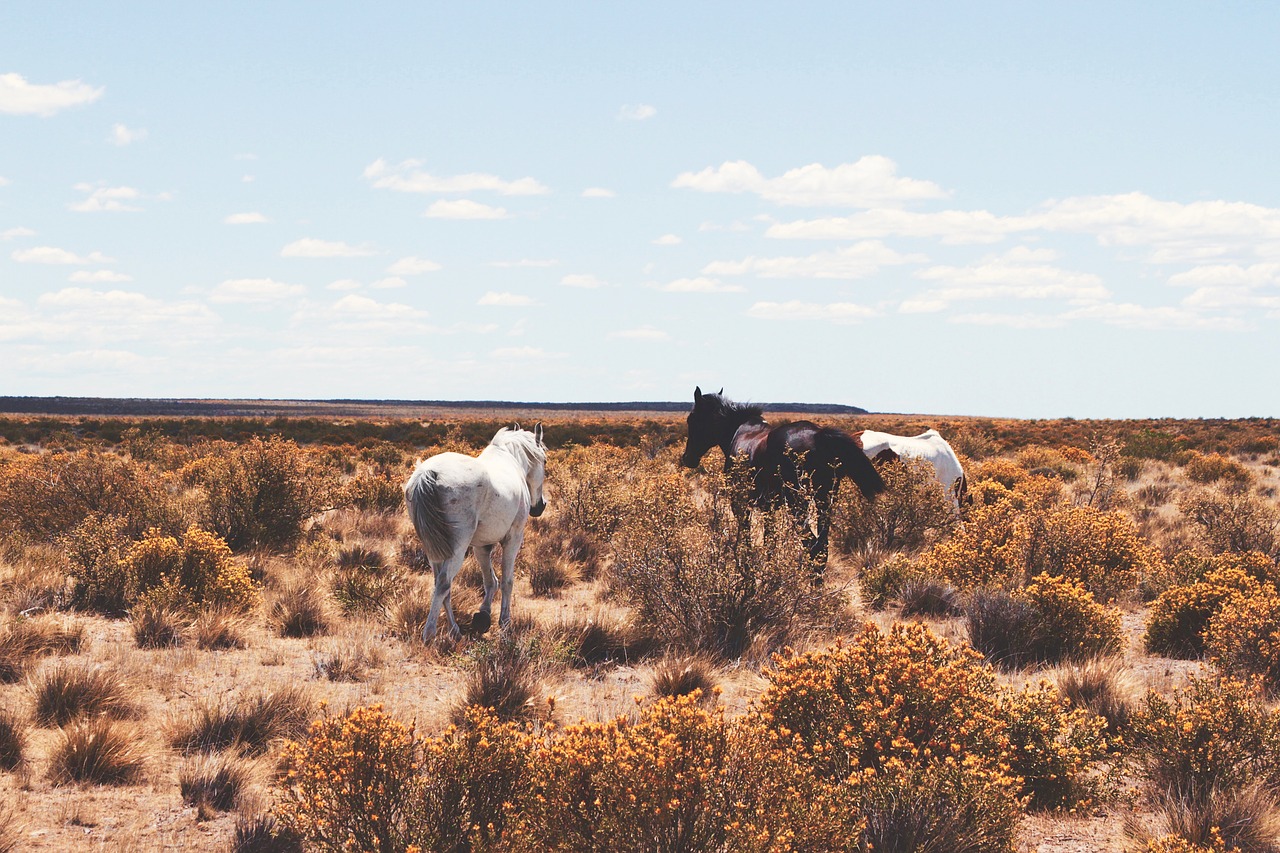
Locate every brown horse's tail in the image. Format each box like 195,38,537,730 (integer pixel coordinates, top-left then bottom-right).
824,428,886,501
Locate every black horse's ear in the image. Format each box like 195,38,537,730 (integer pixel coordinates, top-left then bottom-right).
694,386,702,401
717,387,723,395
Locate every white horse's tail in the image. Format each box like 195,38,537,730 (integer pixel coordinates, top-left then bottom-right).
405,469,459,563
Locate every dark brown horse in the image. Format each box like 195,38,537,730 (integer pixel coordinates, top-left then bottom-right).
679,386,884,576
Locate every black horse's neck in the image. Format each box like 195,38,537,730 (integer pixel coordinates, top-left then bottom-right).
715,398,766,455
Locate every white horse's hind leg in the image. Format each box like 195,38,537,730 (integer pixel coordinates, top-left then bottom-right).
497,529,524,629
473,544,497,634
422,550,467,642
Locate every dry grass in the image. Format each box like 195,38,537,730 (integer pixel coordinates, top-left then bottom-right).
192,606,250,650
650,654,719,702
0,707,25,772
1053,655,1139,738
178,752,256,816
269,584,332,638
230,812,303,853
130,600,187,648
0,615,83,682
170,686,312,756
30,661,138,727
48,718,149,785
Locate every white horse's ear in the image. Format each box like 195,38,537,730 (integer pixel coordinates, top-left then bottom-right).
694,386,702,401
511,421,520,431
534,422,544,445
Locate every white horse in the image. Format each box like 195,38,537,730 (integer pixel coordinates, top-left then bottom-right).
404,423,547,642
855,428,967,508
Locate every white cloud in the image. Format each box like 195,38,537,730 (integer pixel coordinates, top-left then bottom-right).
661,277,744,293
1182,286,1280,312
0,176,8,186
490,345,563,359
69,270,132,284
617,103,657,121
108,123,147,146
746,300,877,323
914,247,1110,303
2,227,36,240
225,212,269,225
372,276,407,289
363,158,549,195
561,274,605,289
281,238,378,258
69,184,144,213
949,312,1066,329
704,240,923,280
210,278,305,304
386,256,442,275
673,156,948,208
5,287,219,343
295,294,432,334
1168,262,1280,289
652,234,682,246
12,246,114,265
1064,301,1247,331
423,199,509,219
610,326,669,341
327,279,363,291
0,72,103,117
582,187,615,198
478,291,535,307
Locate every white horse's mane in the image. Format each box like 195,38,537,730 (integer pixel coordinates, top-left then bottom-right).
490,427,546,471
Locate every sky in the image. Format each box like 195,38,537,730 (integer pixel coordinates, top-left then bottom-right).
2,3,1279,418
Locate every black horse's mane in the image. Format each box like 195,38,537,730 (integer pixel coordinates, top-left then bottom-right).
711,394,765,424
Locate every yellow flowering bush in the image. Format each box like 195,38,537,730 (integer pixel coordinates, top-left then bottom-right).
1131,675,1280,800
1145,568,1263,659
1206,590,1280,693
1183,451,1252,486
967,574,1122,669
999,680,1111,811
124,527,259,612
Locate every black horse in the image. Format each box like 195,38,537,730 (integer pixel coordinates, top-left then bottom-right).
680,387,885,576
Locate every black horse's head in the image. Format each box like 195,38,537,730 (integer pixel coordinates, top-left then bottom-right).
680,385,725,468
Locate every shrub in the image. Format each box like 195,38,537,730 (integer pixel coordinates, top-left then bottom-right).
967,575,1122,669
1184,451,1252,486
270,584,331,638
192,437,324,551
275,704,423,853
30,662,137,727
1053,656,1138,740
523,533,577,598
999,680,1111,811
858,554,920,611
130,599,187,648
1145,568,1263,659
60,513,131,613
1207,590,1280,693
1179,488,1280,557
170,686,312,756
898,576,963,618
609,470,847,659
833,456,957,555
336,471,405,512
179,752,254,814
1131,675,1280,802
455,633,544,724
48,718,147,785
651,656,719,702
230,813,304,853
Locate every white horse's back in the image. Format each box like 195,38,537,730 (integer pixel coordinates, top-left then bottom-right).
858,428,966,505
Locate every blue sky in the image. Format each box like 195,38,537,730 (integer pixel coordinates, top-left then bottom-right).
2,3,1279,417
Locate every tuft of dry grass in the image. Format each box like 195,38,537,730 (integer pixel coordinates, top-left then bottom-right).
179,752,256,816
551,609,652,668
311,635,386,682
385,581,432,641
130,600,187,648
0,615,84,683
269,584,332,638
191,605,249,650
48,718,148,785
30,661,138,727
0,707,25,772
898,576,964,618
650,655,719,703
170,686,312,756
0,795,22,853
454,633,543,725
1053,656,1138,738
1134,783,1280,853
231,812,304,853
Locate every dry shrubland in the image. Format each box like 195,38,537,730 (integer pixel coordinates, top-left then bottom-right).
1,412,1279,850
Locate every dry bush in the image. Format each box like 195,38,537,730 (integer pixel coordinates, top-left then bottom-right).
0,548,70,614
651,655,719,703
269,583,332,638
833,456,957,557
331,562,405,616
30,661,138,727
1016,445,1082,481
188,436,325,551
552,443,650,541
1053,656,1139,739
48,718,148,785
548,609,654,669
0,707,25,772
1184,451,1253,486
609,470,849,660
454,632,545,724
60,512,132,613
179,752,255,815
1139,784,1280,853
522,532,579,598
170,686,312,756
858,554,920,611
335,470,405,512
0,449,183,541
966,574,1123,670
385,579,432,641
1179,487,1280,557
191,605,250,650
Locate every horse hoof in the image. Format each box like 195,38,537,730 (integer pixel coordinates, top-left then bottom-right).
471,611,492,635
